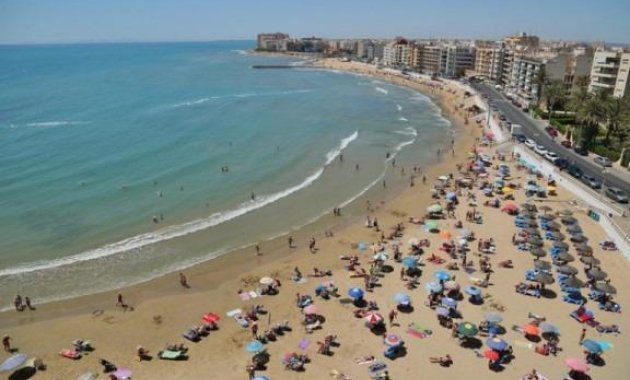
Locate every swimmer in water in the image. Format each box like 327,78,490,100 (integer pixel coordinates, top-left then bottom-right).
251,192,256,201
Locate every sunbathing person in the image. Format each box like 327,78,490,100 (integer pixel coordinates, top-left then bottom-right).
354,355,375,364
136,345,150,361
429,354,453,367
498,260,513,268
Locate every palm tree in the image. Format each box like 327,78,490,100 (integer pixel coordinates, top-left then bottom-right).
601,94,630,145
576,94,604,147
542,80,567,122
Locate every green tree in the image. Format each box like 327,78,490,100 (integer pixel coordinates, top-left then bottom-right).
542,80,567,122
575,94,604,147
534,66,548,105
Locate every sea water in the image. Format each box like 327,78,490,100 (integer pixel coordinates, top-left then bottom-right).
0,41,454,307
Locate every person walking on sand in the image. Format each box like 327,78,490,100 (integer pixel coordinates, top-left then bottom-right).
255,244,261,256
116,293,125,308
288,236,294,248
388,309,398,327
24,296,34,310
579,328,586,345
179,272,189,288
309,237,316,253
251,323,258,339
2,336,11,352
246,362,256,379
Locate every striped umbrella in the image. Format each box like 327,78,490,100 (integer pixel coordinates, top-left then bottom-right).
384,334,403,347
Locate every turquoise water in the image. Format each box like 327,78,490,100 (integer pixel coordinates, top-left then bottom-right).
0,41,454,307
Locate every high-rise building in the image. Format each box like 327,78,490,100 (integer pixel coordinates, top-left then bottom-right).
589,48,630,98
510,56,544,99
441,44,476,77
256,33,291,51
474,45,505,82
420,44,441,74
383,38,411,67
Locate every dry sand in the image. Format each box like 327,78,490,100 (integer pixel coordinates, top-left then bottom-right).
1,59,628,380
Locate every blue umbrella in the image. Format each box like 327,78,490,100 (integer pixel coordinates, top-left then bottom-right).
402,257,418,268
373,252,389,261
357,242,369,251
0,354,28,372
315,284,326,293
526,184,538,192
425,282,443,293
394,293,411,305
441,297,457,308
485,312,503,324
539,322,560,335
435,306,450,316
465,286,481,296
245,341,264,353
582,339,603,354
446,192,457,200
486,337,509,351
434,270,451,281
348,287,364,299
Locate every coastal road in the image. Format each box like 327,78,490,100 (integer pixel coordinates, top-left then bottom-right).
472,82,630,202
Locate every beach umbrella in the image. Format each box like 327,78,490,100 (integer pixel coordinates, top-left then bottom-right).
348,287,364,299
543,222,560,231
427,204,442,213
570,234,586,242
259,277,275,285
425,282,443,293
246,341,264,353
597,340,614,351
303,304,318,315
485,312,503,324
384,334,403,347
441,297,458,308
77,372,99,380
486,337,508,351
539,205,553,214
465,285,481,296
253,377,270,380
112,369,132,379
560,209,573,216
557,265,578,275
459,229,472,238
202,312,221,324
549,231,565,240
539,213,556,220
587,268,607,281
522,324,540,336
595,281,617,295
533,272,555,285
580,256,599,265
444,280,460,291
357,242,369,251
407,238,419,247
553,241,569,249
364,312,384,325
529,249,547,258
402,256,418,268
434,270,451,281
502,202,518,212
394,293,411,305
424,220,439,231
440,230,452,240
567,224,582,233
534,260,551,270
373,252,389,261
446,192,457,200
564,358,589,373
457,322,478,337
539,322,560,335
435,306,450,316
0,354,28,372
582,339,603,354
527,237,543,246
574,242,590,252
555,252,575,262
483,350,500,361
562,277,584,288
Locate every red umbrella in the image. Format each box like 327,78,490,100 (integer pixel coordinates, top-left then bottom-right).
522,324,540,336
484,350,499,361
564,358,590,373
202,312,221,323
384,334,402,347
364,312,383,325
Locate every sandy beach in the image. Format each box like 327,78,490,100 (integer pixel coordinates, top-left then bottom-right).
1,59,628,380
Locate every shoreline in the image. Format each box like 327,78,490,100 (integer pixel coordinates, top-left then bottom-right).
0,57,476,327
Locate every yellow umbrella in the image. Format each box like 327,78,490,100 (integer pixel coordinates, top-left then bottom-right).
502,187,513,194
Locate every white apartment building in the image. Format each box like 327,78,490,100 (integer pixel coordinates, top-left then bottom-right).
589,49,630,97
383,38,411,67
474,46,505,82
441,45,476,77
510,56,544,99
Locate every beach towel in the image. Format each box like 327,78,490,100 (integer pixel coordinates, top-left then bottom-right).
406,328,427,339
226,309,242,318
409,322,432,335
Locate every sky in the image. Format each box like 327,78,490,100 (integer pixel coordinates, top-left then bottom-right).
1,0,629,44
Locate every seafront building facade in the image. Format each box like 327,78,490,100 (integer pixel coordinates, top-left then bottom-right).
589,49,630,98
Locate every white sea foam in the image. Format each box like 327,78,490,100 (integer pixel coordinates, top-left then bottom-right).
0,132,360,278
25,121,89,128
398,117,408,122
324,131,358,165
231,49,248,55
171,89,312,108
397,104,402,112
395,127,418,137
375,87,388,95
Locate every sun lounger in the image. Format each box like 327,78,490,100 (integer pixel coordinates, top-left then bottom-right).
158,349,187,360
59,348,81,359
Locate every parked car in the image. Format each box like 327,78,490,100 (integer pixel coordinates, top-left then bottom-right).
514,134,527,143
544,152,559,163
605,187,629,203
560,140,572,148
545,126,558,137
573,145,588,156
499,114,507,121
524,139,537,149
555,158,570,170
580,174,602,189
534,145,548,155
568,165,583,178
594,156,613,167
